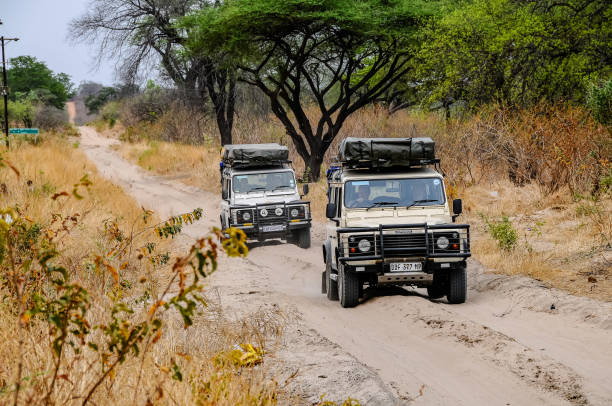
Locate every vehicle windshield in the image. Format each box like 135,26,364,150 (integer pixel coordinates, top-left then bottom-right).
233,171,296,194
344,178,445,208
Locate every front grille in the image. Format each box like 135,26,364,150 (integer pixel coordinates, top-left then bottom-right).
377,233,428,257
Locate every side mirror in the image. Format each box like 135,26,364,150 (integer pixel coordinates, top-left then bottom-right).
452,198,463,215
326,203,337,219
302,183,309,196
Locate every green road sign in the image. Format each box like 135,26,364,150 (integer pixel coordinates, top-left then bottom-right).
9,128,39,135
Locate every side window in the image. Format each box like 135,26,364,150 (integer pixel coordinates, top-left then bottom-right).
222,178,229,200
337,188,342,217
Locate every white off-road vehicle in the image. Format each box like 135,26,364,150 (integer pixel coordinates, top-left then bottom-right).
220,144,312,248
322,137,470,307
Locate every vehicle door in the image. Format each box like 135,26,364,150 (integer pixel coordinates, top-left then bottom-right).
220,175,231,228
325,184,343,263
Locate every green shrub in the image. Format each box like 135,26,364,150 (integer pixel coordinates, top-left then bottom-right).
587,79,612,126
480,214,518,251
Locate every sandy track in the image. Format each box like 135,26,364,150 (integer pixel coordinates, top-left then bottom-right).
79,126,612,405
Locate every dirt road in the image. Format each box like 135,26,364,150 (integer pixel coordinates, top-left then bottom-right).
78,126,612,406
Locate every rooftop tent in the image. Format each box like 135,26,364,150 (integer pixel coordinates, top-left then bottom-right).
338,137,436,168
222,143,290,168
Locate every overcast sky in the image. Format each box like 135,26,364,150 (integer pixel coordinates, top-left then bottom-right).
2,0,116,87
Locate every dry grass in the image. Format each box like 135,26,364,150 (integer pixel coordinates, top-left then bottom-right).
0,134,286,405
463,181,611,301
117,140,221,193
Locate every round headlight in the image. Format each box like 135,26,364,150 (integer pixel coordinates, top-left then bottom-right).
436,236,449,249
260,208,268,217
358,239,371,252
242,212,251,221
290,208,299,217
275,207,283,216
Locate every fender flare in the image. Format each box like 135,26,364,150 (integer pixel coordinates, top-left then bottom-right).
322,240,332,264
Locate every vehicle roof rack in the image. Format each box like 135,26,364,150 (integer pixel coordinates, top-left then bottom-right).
222,143,290,168
337,137,438,169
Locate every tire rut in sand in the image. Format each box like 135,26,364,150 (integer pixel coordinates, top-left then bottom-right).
411,311,588,405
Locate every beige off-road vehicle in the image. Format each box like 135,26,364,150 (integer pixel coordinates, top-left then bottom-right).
322,137,470,307
220,144,312,248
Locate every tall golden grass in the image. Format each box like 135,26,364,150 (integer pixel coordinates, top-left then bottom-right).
0,135,289,405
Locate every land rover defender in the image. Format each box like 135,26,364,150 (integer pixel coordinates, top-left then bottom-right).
322,137,471,307
220,143,312,248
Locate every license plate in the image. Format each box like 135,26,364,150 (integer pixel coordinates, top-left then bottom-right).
262,224,286,232
390,262,422,272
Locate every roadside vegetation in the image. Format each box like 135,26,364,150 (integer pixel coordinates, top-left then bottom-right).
0,133,296,405
0,56,74,132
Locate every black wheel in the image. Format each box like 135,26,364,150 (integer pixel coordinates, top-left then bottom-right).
427,272,447,299
338,265,359,308
297,229,311,249
321,270,327,294
447,266,467,304
325,261,338,301
427,283,446,300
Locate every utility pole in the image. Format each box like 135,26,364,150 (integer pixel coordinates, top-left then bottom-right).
1,27,20,148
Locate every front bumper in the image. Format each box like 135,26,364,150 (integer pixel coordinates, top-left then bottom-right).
231,219,311,238
229,201,312,239
337,223,470,274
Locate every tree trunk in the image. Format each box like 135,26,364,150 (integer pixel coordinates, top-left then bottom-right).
205,70,236,146
305,152,324,182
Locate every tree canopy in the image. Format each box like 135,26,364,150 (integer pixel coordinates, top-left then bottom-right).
7,56,75,109
415,0,612,108
183,0,439,180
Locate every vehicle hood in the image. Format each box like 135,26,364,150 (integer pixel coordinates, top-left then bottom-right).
232,191,302,206
343,206,451,227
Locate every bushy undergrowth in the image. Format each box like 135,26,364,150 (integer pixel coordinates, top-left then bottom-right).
0,137,289,405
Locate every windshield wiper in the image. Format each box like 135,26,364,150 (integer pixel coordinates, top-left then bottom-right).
246,187,267,194
272,184,293,191
405,199,440,209
366,201,398,211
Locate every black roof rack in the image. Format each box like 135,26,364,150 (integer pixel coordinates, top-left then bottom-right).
222,143,290,168
337,137,438,169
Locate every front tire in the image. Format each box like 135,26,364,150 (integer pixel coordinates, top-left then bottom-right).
325,261,338,301
427,272,447,299
447,266,467,304
427,283,446,300
297,229,311,249
321,271,327,294
338,266,359,308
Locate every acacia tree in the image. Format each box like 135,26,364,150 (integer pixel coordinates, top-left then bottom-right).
70,0,236,145
183,0,435,180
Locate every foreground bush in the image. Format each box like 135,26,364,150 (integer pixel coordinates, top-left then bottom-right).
0,139,285,405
